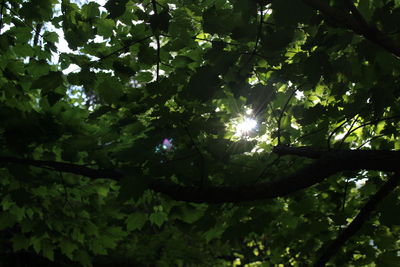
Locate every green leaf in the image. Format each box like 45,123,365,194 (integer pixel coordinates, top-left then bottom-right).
31,236,42,254
150,10,170,32
60,240,78,260
203,6,237,35
96,18,115,38
149,211,168,227
171,55,194,69
105,0,129,19
204,226,225,242
377,251,400,267
19,0,53,21
118,168,149,202
3,0,400,265
185,66,220,102
11,234,30,251
97,76,123,104
90,242,108,255
174,205,205,224
44,31,59,43
135,71,153,83
71,228,85,243
379,194,400,226
82,2,100,19
74,250,92,267
126,212,147,231
272,0,314,25
41,239,55,261
0,212,17,230
31,71,64,91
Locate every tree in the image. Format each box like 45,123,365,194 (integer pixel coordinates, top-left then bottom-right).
0,0,400,266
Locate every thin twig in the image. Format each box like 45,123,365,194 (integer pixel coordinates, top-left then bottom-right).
252,4,264,56
346,0,368,28
98,35,153,62
183,125,206,188
256,155,281,181
191,36,242,46
58,171,71,208
6,2,152,71
341,177,349,211
151,0,160,82
68,35,153,74
327,117,352,150
268,102,280,125
277,88,297,145
0,0,6,34
162,153,198,165
33,22,43,46
344,115,400,140
295,126,327,143
4,4,44,40
338,114,360,149
302,0,400,58
314,173,400,267
356,134,385,150
155,1,167,9
239,4,264,73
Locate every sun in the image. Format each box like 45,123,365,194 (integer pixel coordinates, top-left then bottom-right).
235,117,257,137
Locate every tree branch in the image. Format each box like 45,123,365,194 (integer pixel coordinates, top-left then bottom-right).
346,0,368,28
2,148,400,203
302,0,400,58
0,0,6,34
313,172,400,267
338,114,359,149
150,148,400,203
0,156,122,180
344,115,400,139
273,145,400,166
277,88,297,145
183,125,206,188
98,35,153,62
33,23,43,47
151,0,160,82
327,116,354,150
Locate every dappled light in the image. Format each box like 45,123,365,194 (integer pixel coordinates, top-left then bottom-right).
1,0,400,266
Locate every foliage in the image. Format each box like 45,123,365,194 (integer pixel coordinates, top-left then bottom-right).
1,0,400,266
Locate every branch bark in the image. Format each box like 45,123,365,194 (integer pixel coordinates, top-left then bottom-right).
313,173,400,267
0,156,122,180
151,148,400,203
302,0,400,58
3,147,400,203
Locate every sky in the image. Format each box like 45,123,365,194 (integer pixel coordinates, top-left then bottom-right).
50,0,107,74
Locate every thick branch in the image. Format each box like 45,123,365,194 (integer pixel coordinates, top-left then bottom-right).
313,173,400,267
273,146,400,168
2,148,400,203
0,156,122,180
151,158,342,203
302,0,400,58
150,149,400,203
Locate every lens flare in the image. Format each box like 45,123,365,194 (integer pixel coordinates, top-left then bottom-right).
162,138,173,150
235,117,257,136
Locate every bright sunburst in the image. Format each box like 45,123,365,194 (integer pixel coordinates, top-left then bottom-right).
235,117,257,137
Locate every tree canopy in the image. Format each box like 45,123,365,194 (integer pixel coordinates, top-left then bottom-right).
1,0,400,266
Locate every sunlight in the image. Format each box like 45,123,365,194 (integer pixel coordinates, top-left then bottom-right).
235,117,257,136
